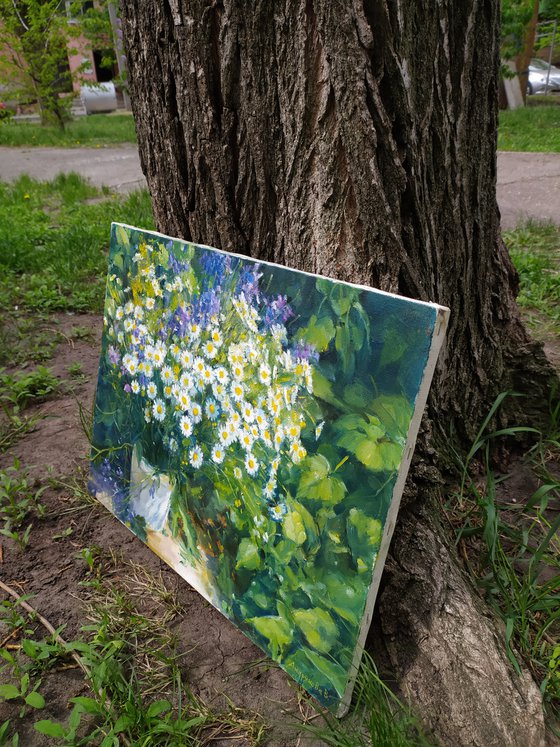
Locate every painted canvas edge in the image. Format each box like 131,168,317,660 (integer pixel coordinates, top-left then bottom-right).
335,306,449,717
110,222,448,315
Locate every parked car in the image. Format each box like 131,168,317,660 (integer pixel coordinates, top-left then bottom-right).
527,58,560,95
80,81,118,114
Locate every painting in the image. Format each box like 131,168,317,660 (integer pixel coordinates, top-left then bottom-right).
90,223,449,715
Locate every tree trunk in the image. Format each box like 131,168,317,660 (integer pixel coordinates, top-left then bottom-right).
120,2,557,744
517,0,540,102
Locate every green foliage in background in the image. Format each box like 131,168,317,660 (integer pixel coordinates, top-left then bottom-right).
0,173,153,315
0,114,137,147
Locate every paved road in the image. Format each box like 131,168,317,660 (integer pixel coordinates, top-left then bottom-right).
1,145,558,229
0,144,145,193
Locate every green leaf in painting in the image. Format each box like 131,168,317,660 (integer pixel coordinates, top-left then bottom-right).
298,315,336,352
283,510,307,545
235,538,262,570
293,608,338,653
248,615,293,659
287,648,348,699
298,455,347,504
346,508,382,570
369,394,413,441
115,224,130,249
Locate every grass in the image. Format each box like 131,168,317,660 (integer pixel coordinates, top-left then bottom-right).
300,653,436,746
0,114,137,148
0,172,153,315
0,460,46,550
446,392,560,726
0,553,266,746
505,221,560,336
498,103,560,152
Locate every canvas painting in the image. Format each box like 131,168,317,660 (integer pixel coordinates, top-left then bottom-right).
90,223,448,715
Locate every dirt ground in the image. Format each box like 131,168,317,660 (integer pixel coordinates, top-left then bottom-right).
0,312,320,746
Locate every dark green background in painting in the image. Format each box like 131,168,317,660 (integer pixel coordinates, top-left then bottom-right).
91,224,437,711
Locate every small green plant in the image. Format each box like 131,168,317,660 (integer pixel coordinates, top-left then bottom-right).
0,460,46,550
499,106,560,153
0,367,59,409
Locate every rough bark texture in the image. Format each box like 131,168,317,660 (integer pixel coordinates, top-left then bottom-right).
120,2,557,744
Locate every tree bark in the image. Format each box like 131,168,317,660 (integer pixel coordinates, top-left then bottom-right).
120,2,557,744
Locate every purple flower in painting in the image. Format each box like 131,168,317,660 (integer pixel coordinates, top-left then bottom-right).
263,294,293,328
292,341,319,362
108,346,120,365
124,383,132,393
237,264,262,303
199,250,232,285
168,249,190,275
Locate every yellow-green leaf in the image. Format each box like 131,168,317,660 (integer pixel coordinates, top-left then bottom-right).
293,608,338,653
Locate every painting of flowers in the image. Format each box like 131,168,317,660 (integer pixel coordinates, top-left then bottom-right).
90,223,448,714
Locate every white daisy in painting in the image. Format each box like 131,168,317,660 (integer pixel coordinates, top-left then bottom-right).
211,444,225,464
146,381,158,400
258,365,271,385
163,385,173,399
254,408,268,430
210,328,222,347
176,389,190,411
231,362,244,381
273,427,284,451
179,415,193,438
264,479,276,499
152,342,166,368
202,340,218,359
231,381,245,401
122,353,138,375
233,466,242,480
161,366,174,385
189,322,201,340
189,445,203,468
123,318,134,332
218,424,234,446
124,301,134,315
201,366,214,386
153,399,166,421
245,453,259,477
212,382,227,401
269,503,287,521
115,306,124,320
239,430,254,452
179,372,194,392
205,399,220,421
145,297,155,310
214,366,229,385
144,406,152,423
241,401,255,423
131,380,140,394
144,362,154,379
179,349,193,368
190,401,203,424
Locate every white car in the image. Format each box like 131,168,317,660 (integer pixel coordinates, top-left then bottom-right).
527,58,560,94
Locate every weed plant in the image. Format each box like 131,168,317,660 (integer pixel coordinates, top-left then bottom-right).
450,392,560,725
0,460,46,550
0,114,137,147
